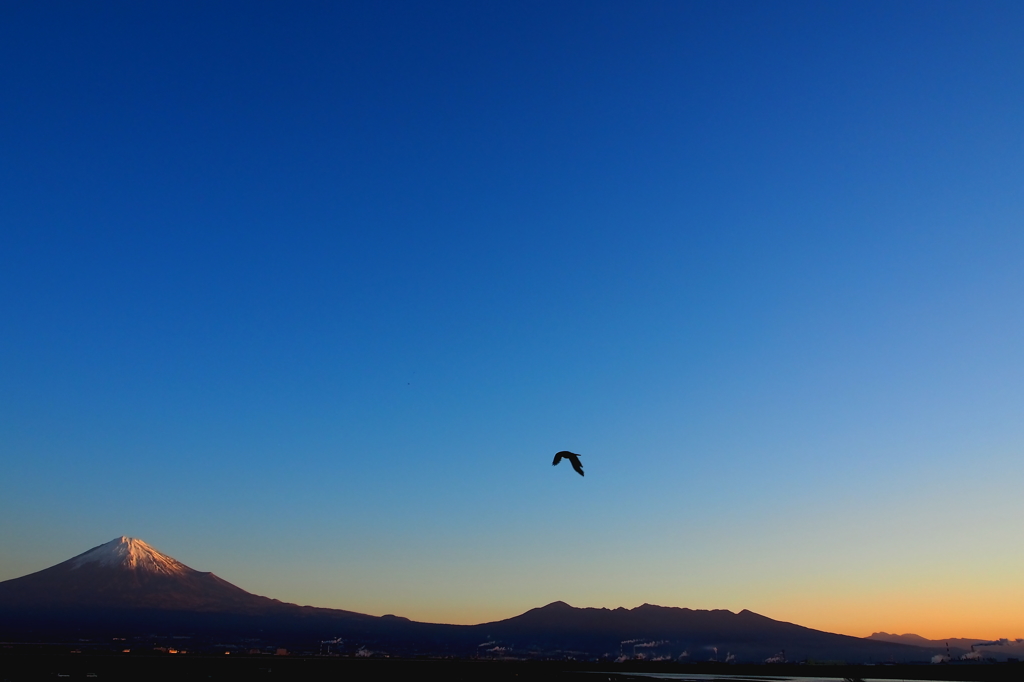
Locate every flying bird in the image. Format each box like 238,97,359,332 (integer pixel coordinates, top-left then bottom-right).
552,451,584,477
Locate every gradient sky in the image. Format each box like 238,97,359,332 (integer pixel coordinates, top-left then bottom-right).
2,1,1023,640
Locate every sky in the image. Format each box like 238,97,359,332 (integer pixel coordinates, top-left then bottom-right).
1,1,1023,640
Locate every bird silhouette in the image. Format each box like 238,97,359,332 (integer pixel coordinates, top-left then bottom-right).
552,451,584,476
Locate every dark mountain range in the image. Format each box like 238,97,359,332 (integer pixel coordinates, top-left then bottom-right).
473,600,938,663
0,537,940,663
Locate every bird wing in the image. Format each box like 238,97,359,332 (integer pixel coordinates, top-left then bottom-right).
568,456,584,476
552,453,563,465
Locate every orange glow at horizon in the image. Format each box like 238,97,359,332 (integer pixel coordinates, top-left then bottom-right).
319,595,1024,642
337,580,1024,641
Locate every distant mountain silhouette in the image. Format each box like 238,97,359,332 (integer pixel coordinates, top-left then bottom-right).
868,631,984,647
0,537,941,662
867,631,1024,662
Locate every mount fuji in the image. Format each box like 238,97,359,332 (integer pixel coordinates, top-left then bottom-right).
0,537,278,612
0,536,383,642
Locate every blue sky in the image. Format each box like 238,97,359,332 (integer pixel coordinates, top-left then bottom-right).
2,1,1023,637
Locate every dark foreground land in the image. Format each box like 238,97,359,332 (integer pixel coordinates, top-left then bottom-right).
2,652,1022,682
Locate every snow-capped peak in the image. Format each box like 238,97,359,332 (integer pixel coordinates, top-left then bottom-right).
69,536,190,575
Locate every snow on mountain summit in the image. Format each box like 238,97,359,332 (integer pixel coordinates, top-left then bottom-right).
70,536,189,576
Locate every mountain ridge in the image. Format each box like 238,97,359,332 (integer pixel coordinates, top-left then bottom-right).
0,537,950,662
